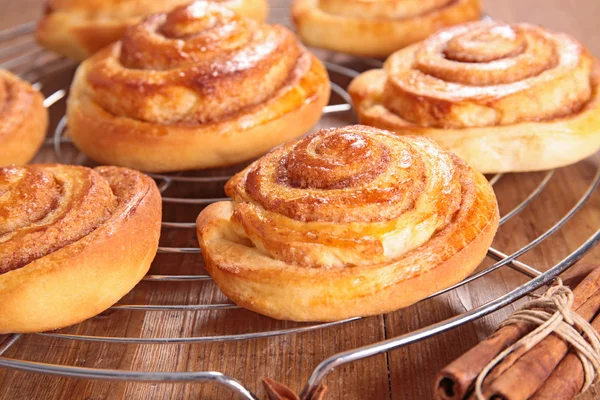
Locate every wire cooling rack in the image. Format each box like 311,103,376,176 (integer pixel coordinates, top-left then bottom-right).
1,14,600,400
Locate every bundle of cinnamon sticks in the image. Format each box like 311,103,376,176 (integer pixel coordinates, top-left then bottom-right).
434,263,600,400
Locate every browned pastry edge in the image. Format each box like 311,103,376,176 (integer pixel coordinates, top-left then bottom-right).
197,198,497,322
348,22,600,174
36,0,269,61
67,49,330,172
292,0,481,57
196,126,499,322
0,70,48,166
0,166,161,333
350,67,600,173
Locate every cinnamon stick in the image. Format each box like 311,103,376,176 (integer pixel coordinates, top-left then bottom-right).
561,263,600,289
531,309,600,399
475,266,600,400
434,264,600,400
435,323,535,400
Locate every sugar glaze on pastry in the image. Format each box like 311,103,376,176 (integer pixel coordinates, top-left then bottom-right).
67,1,330,172
292,0,481,57
196,125,499,321
0,165,161,333
349,21,600,173
36,0,268,60
0,70,48,166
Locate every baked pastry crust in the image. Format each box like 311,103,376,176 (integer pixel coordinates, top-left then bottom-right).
292,0,481,57
67,2,330,173
0,165,161,333
197,125,499,321
36,0,268,60
0,70,48,166
349,21,600,173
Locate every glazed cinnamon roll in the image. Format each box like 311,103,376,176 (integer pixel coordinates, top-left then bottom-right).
292,0,481,57
0,70,48,166
196,125,499,321
349,21,600,173
0,165,161,333
36,0,268,61
67,2,330,173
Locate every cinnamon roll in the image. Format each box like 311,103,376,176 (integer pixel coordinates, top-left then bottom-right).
0,70,48,166
292,0,481,57
196,125,499,321
349,21,600,173
36,0,268,61
67,2,330,173
0,165,161,333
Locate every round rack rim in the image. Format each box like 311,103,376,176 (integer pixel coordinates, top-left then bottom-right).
1,19,599,400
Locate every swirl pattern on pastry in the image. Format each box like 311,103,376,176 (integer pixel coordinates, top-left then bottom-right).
36,0,268,60
67,2,330,172
197,125,499,321
292,0,481,57
0,70,48,166
0,165,161,333
349,21,600,173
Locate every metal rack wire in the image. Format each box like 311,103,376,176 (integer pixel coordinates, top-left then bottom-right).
1,17,599,400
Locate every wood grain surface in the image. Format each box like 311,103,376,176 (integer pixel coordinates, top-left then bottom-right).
1,1,599,399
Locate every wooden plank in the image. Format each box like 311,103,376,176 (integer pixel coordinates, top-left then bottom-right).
0,1,599,399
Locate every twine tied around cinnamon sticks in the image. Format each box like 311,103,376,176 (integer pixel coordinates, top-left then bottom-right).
473,279,600,399
435,264,600,400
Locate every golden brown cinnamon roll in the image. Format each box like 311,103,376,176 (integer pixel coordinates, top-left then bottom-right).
36,0,268,60
67,2,330,173
292,0,481,57
196,125,499,321
349,21,600,173
0,70,48,166
0,165,161,333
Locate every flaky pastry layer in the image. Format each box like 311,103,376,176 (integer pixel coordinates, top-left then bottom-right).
36,0,268,60
197,125,499,321
0,165,161,333
67,2,330,172
349,21,600,173
292,0,481,57
0,70,48,166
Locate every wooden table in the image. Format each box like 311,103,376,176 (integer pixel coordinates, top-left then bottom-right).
1,1,599,399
